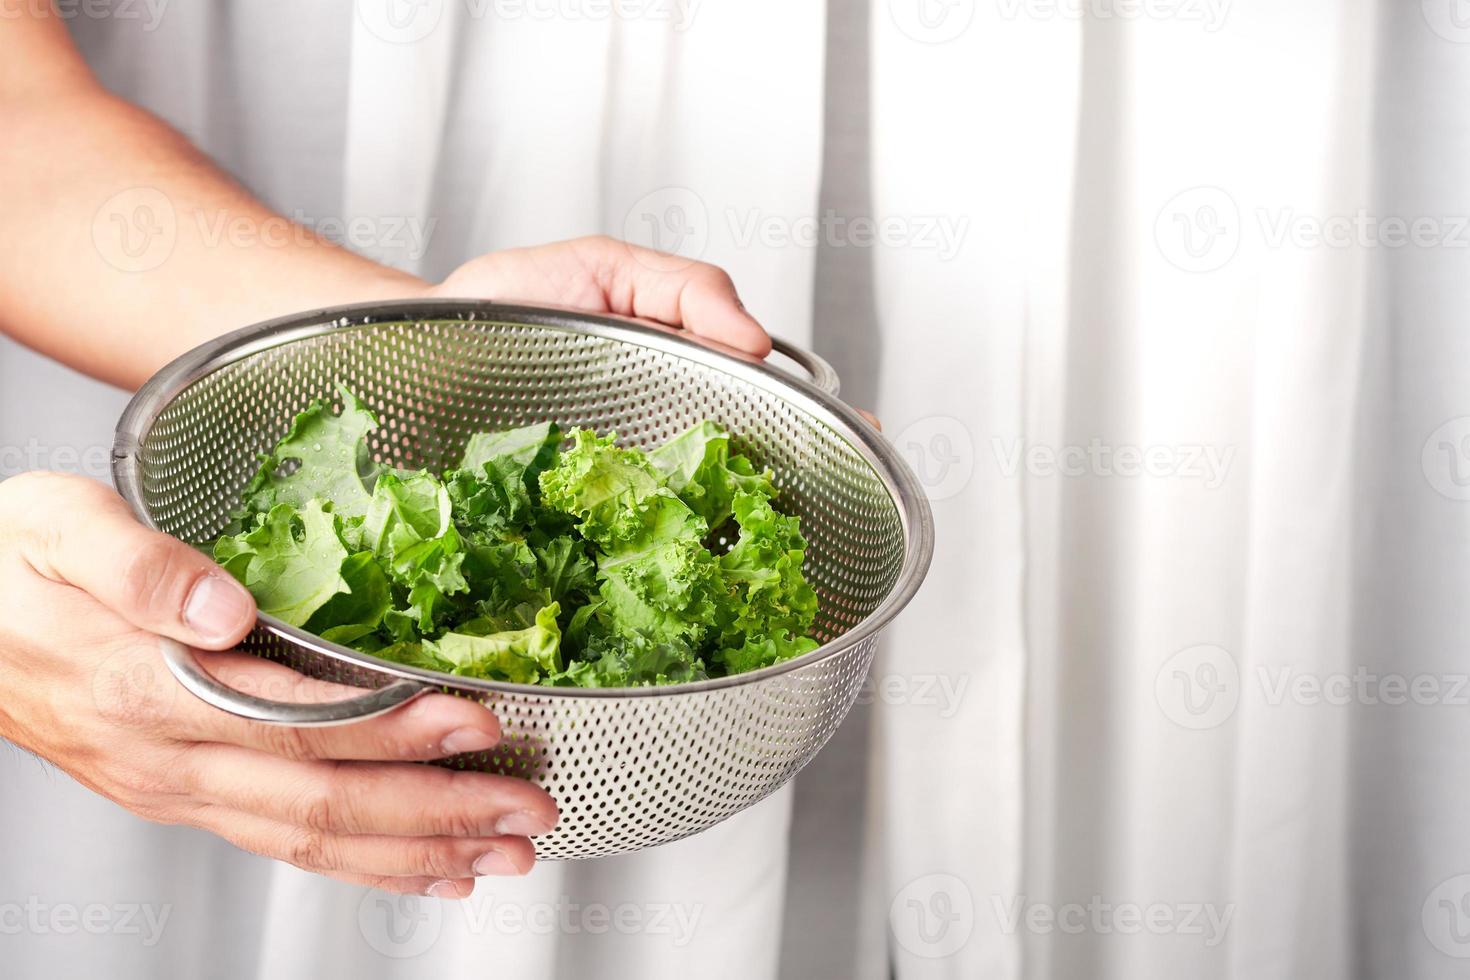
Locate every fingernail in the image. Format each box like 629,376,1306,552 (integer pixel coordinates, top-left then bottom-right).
472,849,520,876
441,727,498,755
183,575,253,644
495,810,553,837
427,879,463,899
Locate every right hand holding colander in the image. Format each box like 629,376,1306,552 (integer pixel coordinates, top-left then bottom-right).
0,472,557,898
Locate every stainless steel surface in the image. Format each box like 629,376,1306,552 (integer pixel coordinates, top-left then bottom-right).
113,300,933,860
159,638,432,725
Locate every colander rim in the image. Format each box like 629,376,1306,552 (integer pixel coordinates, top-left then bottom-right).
113,299,935,699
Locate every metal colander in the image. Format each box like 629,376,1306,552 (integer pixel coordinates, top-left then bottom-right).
113,300,933,860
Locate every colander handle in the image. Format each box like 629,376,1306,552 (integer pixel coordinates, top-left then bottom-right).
769,338,841,396
159,639,432,727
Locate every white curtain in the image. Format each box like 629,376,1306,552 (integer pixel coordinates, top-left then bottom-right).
868,2,1470,978
4,1,1468,977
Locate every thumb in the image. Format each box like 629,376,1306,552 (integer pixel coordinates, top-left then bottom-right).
2,473,256,649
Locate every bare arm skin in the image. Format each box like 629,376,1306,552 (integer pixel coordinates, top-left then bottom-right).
0,8,768,390
0,4,770,896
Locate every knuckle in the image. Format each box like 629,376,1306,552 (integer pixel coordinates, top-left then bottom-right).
693,262,735,289
124,797,167,823
582,234,639,268
149,745,201,795
89,744,178,802
92,647,177,727
410,841,461,880
437,805,485,839
2,473,93,547
133,799,188,827
283,827,333,871
259,723,319,762
119,538,194,614
124,760,178,799
0,470,77,506
416,770,483,837
293,779,343,834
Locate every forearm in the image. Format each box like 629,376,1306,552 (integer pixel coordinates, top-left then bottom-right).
0,11,424,390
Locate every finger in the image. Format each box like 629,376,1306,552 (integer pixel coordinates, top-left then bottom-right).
857,408,882,431
182,742,560,838
169,650,504,761
576,236,774,357
0,472,255,650
346,875,476,899
193,803,534,881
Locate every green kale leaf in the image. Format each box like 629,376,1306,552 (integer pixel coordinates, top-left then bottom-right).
648,420,775,528
240,386,379,520
213,500,350,627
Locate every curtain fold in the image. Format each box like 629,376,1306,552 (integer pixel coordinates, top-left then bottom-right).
8,4,1469,978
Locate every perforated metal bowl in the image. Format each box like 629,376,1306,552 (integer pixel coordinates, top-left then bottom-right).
112,300,933,860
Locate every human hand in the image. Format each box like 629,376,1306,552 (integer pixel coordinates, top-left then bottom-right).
429,236,893,423
429,235,772,356
0,473,557,898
